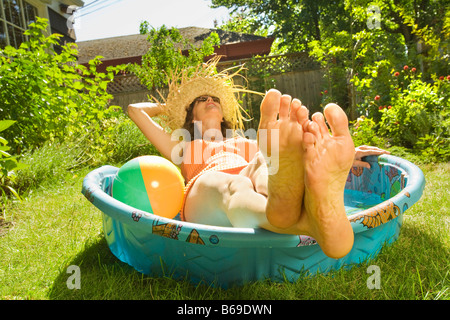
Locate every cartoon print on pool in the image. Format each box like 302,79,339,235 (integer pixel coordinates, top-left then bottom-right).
152,221,182,240
385,166,399,182
209,235,219,245
390,180,401,197
297,235,317,246
351,166,364,177
83,188,95,203
349,200,401,229
131,211,142,222
186,229,205,245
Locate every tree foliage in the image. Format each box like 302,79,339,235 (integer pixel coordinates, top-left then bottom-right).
0,18,120,154
128,23,220,90
213,0,449,161
213,0,448,59
212,0,449,109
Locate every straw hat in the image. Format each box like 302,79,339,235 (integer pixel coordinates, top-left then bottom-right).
154,56,261,133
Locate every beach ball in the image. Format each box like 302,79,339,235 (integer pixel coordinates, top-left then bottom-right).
112,156,185,219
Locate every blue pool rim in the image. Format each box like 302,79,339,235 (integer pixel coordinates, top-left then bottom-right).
82,155,425,287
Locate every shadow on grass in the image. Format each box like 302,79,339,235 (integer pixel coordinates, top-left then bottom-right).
47,236,220,300
48,237,127,299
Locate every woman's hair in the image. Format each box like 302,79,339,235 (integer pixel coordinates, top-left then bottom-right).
182,100,233,140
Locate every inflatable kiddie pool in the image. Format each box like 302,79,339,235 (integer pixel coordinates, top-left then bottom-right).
82,155,425,287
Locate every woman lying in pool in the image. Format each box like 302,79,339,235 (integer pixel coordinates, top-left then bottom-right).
127,61,389,259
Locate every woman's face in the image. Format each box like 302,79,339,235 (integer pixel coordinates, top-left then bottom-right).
192,95,223,123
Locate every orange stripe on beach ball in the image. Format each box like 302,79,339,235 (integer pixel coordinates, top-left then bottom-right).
139,156,185,219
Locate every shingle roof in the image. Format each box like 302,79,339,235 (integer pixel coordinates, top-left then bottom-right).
76,27,269,63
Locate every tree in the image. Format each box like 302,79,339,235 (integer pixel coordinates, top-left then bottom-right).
213,0,448,59
213,0,449,117
128,23,220,90
212,0,348,52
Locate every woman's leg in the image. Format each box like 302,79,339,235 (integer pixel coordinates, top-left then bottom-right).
257,90,308,229
183,170,268,228
295,104,356,258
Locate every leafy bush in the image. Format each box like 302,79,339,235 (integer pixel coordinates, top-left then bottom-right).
350,116,386,148
384,145,428,165
129,24,220,89
377,69,449,161
105,114,161,165
0,120,26,199
0,17,121,154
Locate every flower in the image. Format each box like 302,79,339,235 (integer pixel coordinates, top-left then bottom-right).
374,95,381,101
439,76,445,80
411,67,416,72
388,106,392,109
447,75,450,81
394,72,400,77
403,65,409,71
324,90,328,94
378,106,384,110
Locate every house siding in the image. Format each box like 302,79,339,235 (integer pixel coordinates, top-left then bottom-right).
0,0,83,49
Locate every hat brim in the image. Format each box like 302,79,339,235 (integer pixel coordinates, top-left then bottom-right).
161,75,244,133
154,57,262,133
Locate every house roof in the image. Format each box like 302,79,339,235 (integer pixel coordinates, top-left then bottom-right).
76,27,273,64
63,0,85,6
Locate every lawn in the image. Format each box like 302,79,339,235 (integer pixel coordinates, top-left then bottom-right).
0,162,448,300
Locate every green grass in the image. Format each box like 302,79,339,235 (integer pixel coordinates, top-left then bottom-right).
0,162,448,300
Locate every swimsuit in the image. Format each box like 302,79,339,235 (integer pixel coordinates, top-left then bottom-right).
179,137,257,220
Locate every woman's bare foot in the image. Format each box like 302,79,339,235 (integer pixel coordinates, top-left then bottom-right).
257,89,309,229
297,103,355,258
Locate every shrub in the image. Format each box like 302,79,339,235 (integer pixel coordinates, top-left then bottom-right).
350,116,386,148
0,120,26,199
0,17,121,154
377,70,449,161
105,114,161,165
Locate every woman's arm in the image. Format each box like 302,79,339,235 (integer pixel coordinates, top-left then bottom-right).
127,102,179,161
126,102,164,117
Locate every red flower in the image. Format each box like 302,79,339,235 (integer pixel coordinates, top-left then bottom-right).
388,106,392,109
374,95,381,101
411,67,416,72
439,76,445,80
324,90,328,94
447,75,450,81
394,72,400,77
378,106,384,110
404,65,409,71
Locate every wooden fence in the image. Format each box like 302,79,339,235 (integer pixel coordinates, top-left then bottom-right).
108,52,324,128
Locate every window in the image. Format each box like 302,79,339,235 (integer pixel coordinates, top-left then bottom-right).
0,0,38,48
48,7,74,54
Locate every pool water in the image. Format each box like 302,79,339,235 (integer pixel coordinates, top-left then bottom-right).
344,189,384,216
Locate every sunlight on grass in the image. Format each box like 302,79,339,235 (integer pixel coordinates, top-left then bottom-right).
0,163,448,300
